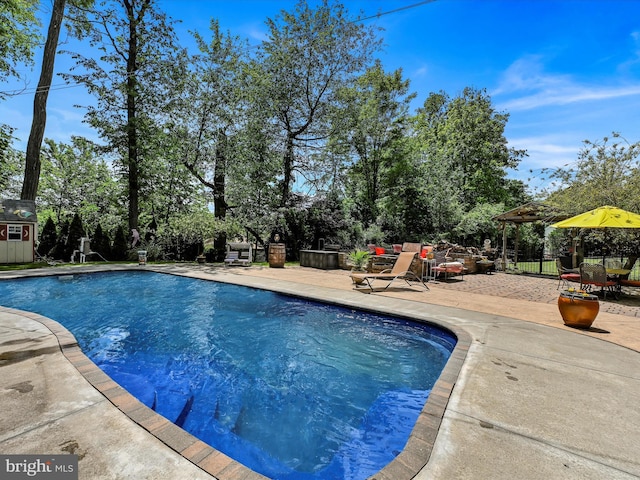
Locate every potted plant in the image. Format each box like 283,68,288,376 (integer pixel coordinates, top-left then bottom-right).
348,249,370,272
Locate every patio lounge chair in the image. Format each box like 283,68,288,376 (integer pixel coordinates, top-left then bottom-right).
401,242,422,253
579,262,617,299
350,251,428,292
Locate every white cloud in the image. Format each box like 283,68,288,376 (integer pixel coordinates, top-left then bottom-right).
412,65,429,78
509,137,577,156
494,55,640,111
241,23,269,43
493,55,569,95
507,134,582,189
500,85,640,111
619,30,640,72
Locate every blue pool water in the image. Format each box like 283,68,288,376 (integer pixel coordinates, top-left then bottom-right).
0,271,455,479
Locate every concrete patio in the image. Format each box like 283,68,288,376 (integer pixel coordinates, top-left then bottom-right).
1,264,639,479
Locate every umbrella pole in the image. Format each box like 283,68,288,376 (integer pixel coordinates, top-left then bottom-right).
501,222,507,271
571,229,578,269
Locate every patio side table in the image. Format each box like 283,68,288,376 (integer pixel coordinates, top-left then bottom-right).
422,258,436,282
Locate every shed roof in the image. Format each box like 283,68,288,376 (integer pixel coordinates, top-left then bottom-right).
0,199,38,223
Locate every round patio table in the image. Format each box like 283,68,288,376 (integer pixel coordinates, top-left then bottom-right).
606,268,632,296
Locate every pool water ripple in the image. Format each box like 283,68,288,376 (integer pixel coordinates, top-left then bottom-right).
0,271,455,480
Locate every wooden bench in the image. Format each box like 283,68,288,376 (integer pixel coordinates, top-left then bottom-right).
224,243,252,267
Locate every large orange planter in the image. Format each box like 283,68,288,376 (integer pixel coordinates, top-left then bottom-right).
558,291,599,329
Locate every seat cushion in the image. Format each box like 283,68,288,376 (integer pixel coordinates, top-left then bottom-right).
561,273,581,283
433,262,464,273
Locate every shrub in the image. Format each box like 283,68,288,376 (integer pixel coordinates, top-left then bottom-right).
38,217,57,257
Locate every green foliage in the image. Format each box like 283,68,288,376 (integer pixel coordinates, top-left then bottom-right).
50,219,70,261
336,60,415,227
111,225,129,261
413,87,527,235
164,18,248,237
256,0,381,206
2,2,536,256
362,224,385,246
38,137,121,230
0,0,41,85
68,213,85,259
377,143,432,243
306,193,349,248
154,210,243,261
92,224,111,259
348,249,370,270
63,0,182,230
545,133,640,214
281,205,310,259
453,203,506,246
0,139,23,198
545,133,640,256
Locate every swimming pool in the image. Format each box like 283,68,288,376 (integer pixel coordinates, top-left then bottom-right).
0,271,456,479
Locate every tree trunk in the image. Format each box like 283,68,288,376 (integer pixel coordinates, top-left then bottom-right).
21,0,66,200
125,0,140,231
281,134,294,207
213,130,227,260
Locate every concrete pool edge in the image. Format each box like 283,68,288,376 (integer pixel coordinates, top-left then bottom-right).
0,265,472,480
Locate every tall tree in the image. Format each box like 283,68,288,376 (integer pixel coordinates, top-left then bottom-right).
165,19,247,255
63,0,179,231
413,88,526,233
411,91,463,235
21,0,67,200
436,87,525,208
336,60,415,227
254,0,381,207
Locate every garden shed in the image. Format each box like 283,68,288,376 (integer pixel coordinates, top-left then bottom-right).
0,199,38,264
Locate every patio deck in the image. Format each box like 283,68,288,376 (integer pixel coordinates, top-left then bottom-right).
1,264,639,479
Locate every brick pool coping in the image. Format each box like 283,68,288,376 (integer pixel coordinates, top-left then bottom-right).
0,268,471,480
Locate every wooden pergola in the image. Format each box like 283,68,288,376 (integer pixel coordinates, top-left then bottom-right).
492,202,567,270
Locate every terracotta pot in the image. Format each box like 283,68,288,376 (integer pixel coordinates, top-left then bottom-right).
558,291,599,329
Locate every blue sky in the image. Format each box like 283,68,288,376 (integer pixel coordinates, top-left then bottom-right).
2,0,640,194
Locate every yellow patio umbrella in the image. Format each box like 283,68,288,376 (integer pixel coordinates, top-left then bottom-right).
550,205,640,229
550,206,640,267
